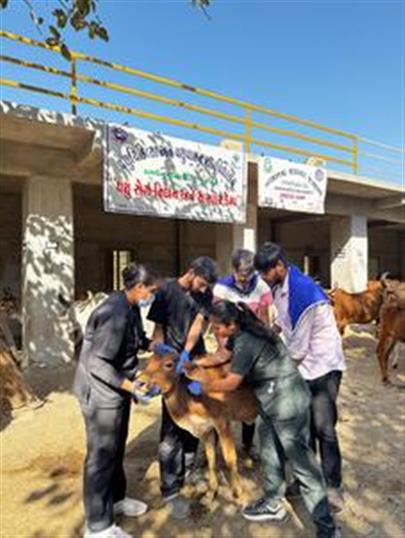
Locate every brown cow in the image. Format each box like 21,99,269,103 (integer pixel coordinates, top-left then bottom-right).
328,279,386,335
376,281,405,384
137,350,257,503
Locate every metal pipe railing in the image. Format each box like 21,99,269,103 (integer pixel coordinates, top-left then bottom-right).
1,29,402,181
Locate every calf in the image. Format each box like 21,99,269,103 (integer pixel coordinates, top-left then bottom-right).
137,350,257,503
376,281,405,384
329,280,385,335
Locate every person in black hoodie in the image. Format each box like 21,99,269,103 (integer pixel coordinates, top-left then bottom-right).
73,263,160,538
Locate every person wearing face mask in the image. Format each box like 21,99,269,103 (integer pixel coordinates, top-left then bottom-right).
213,248,273,460
254,242,346,513
147,256,217,520
73,263,160,538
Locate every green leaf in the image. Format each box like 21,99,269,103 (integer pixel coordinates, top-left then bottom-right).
49,25,61,38
97,26,109,42
75,0,91,17
60,43,72,62
71,13,87,31
52,8,67,28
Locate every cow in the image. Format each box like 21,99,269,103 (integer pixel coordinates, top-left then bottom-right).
376,281,405,384
328,278,387,335
137,349,257,503
58,291,108,352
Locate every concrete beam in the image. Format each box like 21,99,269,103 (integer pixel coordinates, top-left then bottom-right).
374,195,405,210
0,112,95,161
0,140,85,179
326,193,405,224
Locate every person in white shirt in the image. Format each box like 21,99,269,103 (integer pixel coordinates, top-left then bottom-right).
254,242,346,513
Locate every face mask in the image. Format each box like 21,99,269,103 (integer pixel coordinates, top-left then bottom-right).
138,296,155,308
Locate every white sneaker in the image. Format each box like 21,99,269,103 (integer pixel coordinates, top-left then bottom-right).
113,497,148,517
84,524,133,538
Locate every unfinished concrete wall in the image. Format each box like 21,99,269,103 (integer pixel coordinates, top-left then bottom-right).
257,211,331,285
0,191,22,297
369,227,403,279
73,185,217,294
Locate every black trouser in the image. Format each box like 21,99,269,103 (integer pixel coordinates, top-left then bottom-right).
307,370,342,489
82,399,130,532
159,399,199,498
242,421,256,449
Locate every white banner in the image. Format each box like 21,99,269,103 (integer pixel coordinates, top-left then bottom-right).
258,156,327,214
104,125,247,223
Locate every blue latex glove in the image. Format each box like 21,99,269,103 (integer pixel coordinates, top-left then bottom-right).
176,350,191,374
187,380,203,396
153,343,176,355
132,383,161,405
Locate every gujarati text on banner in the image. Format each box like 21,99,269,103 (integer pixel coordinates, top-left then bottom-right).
104,125,247,223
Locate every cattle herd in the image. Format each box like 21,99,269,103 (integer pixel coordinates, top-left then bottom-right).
328,275,405,384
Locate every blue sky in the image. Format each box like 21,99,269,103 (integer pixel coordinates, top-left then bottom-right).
1,0,403,181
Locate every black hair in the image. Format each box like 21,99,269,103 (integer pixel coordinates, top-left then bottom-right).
231,249,255,273
189,256,218,285
122,263,160,290
254,242,288,273
211,300,277,345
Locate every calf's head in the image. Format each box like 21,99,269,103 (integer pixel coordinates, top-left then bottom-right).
137,350,179,394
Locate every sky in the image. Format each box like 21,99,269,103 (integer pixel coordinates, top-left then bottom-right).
0,0,403,182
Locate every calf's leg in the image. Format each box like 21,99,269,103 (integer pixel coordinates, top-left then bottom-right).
377,334,395,384
203,429,218,503
216,422,244,501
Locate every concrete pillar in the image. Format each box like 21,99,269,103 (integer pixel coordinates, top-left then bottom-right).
215,155,258,275
22,175,74,365
330,215,368,293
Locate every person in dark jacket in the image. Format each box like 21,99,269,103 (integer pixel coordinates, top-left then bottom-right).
73,263,160,538
199,300,338,538
147,256,217,520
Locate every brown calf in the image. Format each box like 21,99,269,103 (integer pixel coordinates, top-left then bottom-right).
137,351,257,503
329,280,385,335
376,282,405,384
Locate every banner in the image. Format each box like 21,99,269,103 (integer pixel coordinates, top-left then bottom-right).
258,156,327,214
104,125,247,223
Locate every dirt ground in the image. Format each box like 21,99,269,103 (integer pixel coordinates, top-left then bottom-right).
1,326,405,538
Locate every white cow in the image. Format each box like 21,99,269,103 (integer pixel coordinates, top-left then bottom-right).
58,291,108,351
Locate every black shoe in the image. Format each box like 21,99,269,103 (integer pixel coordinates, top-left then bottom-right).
242,498,288,522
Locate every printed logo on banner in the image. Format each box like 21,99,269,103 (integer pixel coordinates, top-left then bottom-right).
103,125,247,224
258,156,328,214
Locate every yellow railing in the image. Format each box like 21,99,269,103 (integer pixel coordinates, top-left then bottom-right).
0,29,385,176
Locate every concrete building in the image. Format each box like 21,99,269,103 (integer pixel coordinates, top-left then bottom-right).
1,102,404,366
